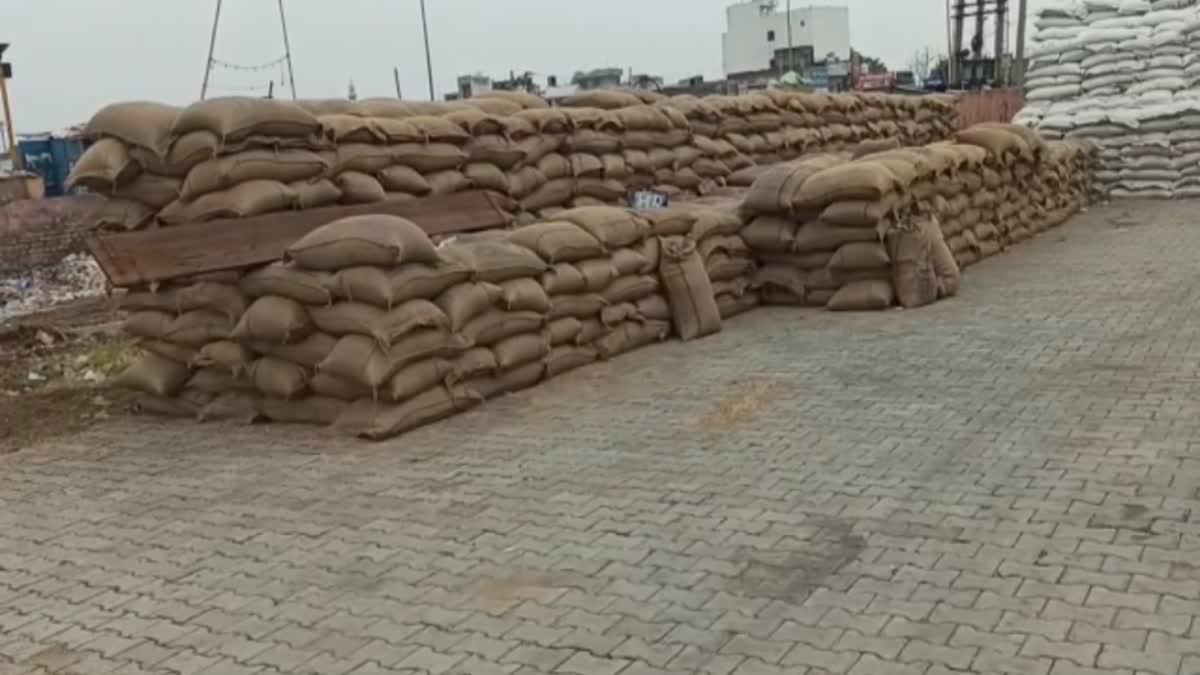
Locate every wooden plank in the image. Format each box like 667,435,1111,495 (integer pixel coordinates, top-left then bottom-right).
86,190,514,288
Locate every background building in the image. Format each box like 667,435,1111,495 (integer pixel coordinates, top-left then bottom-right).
721,1,850,83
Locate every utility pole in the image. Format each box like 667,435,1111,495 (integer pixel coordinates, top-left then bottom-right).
419,0,435,100
0,44,19,170
786,0,794,73
277,0,297,98
393,67,403,98
1014,0,1028,86
200,0,223,100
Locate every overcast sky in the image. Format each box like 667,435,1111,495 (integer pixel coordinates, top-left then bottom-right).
7,0,1056,133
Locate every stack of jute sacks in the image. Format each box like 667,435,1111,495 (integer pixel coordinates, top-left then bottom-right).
1014,0,1200,198
738,123,1094,311
72,91,961,231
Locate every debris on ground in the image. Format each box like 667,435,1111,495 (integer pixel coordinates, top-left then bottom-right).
0,253,108,322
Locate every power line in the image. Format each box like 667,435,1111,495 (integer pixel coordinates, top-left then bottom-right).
199,0,298,100
210,55,288,72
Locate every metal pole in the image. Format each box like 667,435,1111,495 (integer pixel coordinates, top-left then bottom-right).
419,0,435,100
200,0,223,100
0,45,19,170
1014,0,1028,86
277,0,297,99
786,0,794,73
394,67,403,98
994,0,1007,84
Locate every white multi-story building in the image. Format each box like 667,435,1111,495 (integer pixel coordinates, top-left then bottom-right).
721,1,851,81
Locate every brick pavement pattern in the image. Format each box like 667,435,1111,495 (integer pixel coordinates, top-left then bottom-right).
2,199,1200,674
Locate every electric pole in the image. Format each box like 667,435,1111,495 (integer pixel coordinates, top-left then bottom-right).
419,0,435,100
1014,0,1028,86
0,43,19,170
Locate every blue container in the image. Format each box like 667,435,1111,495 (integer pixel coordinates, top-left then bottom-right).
17,134,86,197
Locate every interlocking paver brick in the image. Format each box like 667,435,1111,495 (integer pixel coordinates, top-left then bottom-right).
7,204,1200,674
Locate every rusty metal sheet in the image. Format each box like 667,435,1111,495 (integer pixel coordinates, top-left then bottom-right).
955,88,1025,128
86,190,515,288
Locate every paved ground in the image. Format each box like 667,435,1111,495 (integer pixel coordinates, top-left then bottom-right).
3,200,1200,675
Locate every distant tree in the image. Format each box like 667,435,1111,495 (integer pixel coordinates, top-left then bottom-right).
347,80,358,101
856,53,889,74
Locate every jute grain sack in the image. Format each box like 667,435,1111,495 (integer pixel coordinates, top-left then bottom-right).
286,214,439,271
545,317,584,346
240,264,336,306
384,358,455,402
140,339,198,365
751,265,807,298
687,208,745,241
494,332,552,370
334,144,396,174
257,396,347,426
318,114,385,144
886,221,939,310
541,263,588,295
310,300,449,345
391,143,470,173
186,367,253,395
544,345,599,378
705,254,756,282
461,310,545,346
180,149,328,201
124,310,174,341
377,165,433,195
249,357,310,400
172,97,321,141
111,173,182,210
828,242,891,273
165,311,235,347
793,222,881,254
446,347,498,384
521,178,575,211
438,240,549,283
158,179,295,225
595,320,669,359
291,178,343,209
610,248,651,277
600,302,641,326
464,163,510,194
335,385,477,440
465,135,525,169
68,139,140,192
826,280,895,311
658,236,721,341
697,235,750,260
437,282,504,331
508,221,606,263
498,278,551,313
741,216,798,252
334,262,469,309
740,154,844,216
90,198,155,232
549,293,609,320
424,170,470,195
819,196,898,228
711,278,750,299
568,259,615,292
602,275,659,304
319,332,468,390
194,340,256,376
635,295,672,322
120,281,247,319
311,372,373,401
555,207,651,248
928,219,962,298
85,101,180,152
792,162,900,210
322,172,382,204
464,361,545,400
232,296,313,344
133,389,213,419
114,351,191,396
577,318,609,345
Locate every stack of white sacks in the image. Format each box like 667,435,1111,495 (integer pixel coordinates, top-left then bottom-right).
1016,0,1200,198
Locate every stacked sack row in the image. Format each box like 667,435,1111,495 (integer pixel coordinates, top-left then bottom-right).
1015,0,1200,198
736,123,1094,311
116,208,733,438
646,201,758,319
72,90,961,231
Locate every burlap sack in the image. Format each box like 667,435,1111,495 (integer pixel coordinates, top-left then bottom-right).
464,362,545,400
319,332,468,390
793,222,881,254
634,294,672,322
112,173,182,210
740,155,844,216
120,281,247,320
68,139,140,192
85,101,180,151
391,143,469,173
544,345,599,378
571,259,617,293
494,333,552,370
819,196,898,228
508,221,606,263
158,179,295,225
549,293,609,320
461,310,545,346
232,296,313,344
249,357,310,400
658,236,720,341
334,262,469,309
133,389,212,419
426,170,471,195
290,178,343,209
792,162,899,210
286,215,439,271
309,300,449,346
334,171,387,204
828,242,891,273
545,317,584,346
716,292,758,319
595,320,669,359
193,340,256,376
826,280,895,311
520,178,575,211
385,358,455,402
438,240,549,284
334,384,477,440
139,339,198,365
741,216,798,252
602,275,659,304
445,347,499,384
705,254,755,282
90,198,155,232
180,149,328,201
240,264,336,306
751,265,807,297
436,282,504,331
172,97,321,141
165,311,235,347
464,163,511,194
555,207,651,248
697,235,750,260
114,351,191,396
377,165,433,195
498,278,551,313
610,248,651,277
186,367,252,394
310,372,373,401
541,263,588,295
886,221,939,310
